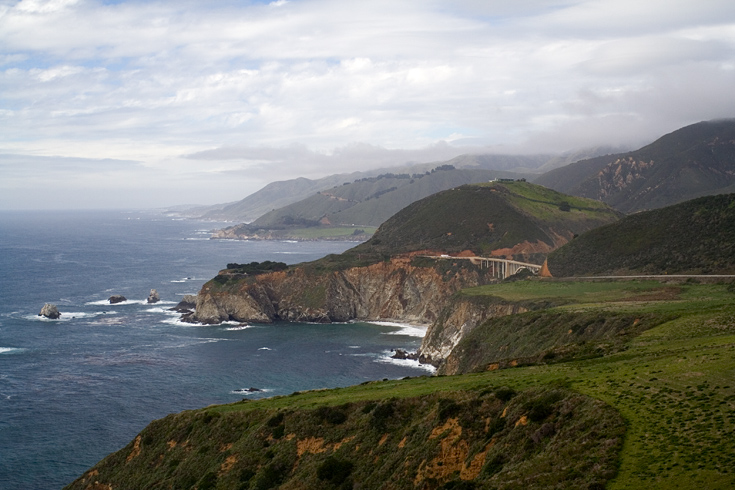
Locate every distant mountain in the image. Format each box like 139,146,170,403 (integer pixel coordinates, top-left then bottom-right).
534,119,735,213
175,150,619,223
344,181,621,264
547,193,735,276
199,172,378,223
251,167,523,228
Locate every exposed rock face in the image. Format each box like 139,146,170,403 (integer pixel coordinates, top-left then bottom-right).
191,258,497,325
170,295,197,313
39,303,61,319
147,289,160,304
108,295,127,304
418,296,528,366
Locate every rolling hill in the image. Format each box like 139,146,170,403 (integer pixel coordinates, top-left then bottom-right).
546,192,735,276
534,119,735,213
343,180,621,263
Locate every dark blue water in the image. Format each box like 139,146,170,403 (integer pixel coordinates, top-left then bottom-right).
0,211,432,489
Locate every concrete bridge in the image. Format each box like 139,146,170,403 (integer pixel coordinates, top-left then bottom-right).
423,255,544,280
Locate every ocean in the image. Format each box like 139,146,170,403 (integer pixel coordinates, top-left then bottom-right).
0,210,433,489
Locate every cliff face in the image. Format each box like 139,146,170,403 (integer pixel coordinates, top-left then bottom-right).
419,296,528,365
192,258,496,325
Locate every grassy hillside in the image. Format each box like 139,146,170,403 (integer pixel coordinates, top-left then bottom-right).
65,384,622,490
546,193,735,276
434,279,735,489
65,279,735,489
534,119,735,213
343,181,620,263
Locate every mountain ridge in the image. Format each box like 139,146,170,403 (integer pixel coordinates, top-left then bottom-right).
534,119,735,213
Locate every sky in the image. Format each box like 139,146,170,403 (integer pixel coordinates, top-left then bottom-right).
1,0,734,209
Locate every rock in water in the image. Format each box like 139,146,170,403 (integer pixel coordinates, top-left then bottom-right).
147,289,160,304
39,303,61,319
108,295,127,304
170,295,196,313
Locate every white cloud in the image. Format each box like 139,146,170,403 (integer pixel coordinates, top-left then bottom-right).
0,0,733,208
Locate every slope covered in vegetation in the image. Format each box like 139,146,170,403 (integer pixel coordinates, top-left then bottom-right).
344,180,620,264
66,383,623,490
546,193,735,276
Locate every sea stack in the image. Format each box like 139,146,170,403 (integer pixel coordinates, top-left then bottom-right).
39,303,61,319
147,289,160,304
108,295,127,304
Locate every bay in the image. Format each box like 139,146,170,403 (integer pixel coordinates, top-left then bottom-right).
0,210,432,489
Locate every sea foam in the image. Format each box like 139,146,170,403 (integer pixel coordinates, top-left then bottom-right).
375,351,436,373
368,321,428,338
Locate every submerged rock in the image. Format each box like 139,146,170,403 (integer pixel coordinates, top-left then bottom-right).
109,295,127,304
147,289,160,304
39,303,61,319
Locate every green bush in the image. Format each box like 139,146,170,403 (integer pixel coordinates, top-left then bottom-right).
317,456,354,485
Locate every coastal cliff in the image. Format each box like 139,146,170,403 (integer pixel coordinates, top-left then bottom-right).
418,295,529,365
191,256,498,325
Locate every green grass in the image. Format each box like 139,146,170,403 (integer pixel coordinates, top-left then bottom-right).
475,181,616,223
441,280,735,489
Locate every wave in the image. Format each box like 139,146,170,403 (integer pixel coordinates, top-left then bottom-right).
24,311,117,322
258,347,272,351
225,325,253,331
375,352,436,373
86,299,147,306
367,321,428,338
160,317,191,326
230,388,273,395
0,347,24,355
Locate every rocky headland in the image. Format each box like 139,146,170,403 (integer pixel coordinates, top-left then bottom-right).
185,182,621,366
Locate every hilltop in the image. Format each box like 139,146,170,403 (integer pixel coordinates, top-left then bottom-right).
546,193,735,277
341,180,620,264
534,119,735,213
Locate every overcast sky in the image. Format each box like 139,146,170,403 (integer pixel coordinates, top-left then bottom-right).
1,0,734,209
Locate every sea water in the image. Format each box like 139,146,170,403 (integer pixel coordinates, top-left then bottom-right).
0,210,433,489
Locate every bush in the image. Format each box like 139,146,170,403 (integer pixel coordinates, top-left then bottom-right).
371,402,395,430
317,457,354,485
494,387,516,402
252,463,287,490
315,406,348,425
437,399,461,420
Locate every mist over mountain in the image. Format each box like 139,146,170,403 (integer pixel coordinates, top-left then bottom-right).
534,119,735,213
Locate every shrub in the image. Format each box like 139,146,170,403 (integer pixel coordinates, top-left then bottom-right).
438,399,461,420
494,387,517,402
317,457,354,485
315,406,348,425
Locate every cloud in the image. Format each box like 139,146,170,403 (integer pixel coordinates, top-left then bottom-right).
183,140,499,180
0,0,734,208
